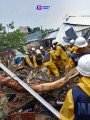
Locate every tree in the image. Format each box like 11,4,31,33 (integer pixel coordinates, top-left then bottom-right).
7,21,14,32
32,27,40,33
0,22,26,53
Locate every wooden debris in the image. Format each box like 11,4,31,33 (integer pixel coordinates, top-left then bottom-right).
0,65,79,119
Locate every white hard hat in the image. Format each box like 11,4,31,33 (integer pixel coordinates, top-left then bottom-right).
76,54,90,77
70,39,75,45
52,39,58,45
36,49,41,54
40,46,43,50
31,47,35,51
75,37,88,48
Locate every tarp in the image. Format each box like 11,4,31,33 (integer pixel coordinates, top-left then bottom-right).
2,51,12,55
65,27,77,40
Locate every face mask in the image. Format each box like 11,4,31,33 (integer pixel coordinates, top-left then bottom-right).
53,45,55,48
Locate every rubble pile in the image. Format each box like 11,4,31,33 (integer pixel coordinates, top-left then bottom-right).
0,65,79,120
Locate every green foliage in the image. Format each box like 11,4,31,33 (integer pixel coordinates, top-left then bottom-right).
41,29,48,37
7,21,14,30
0,22,26,53
29,27,41,33
32,27,40,33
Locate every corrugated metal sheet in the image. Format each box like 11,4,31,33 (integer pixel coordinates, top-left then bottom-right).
64,16,90,26
43,31,58,40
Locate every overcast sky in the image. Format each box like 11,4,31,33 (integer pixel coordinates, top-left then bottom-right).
0,0,90,30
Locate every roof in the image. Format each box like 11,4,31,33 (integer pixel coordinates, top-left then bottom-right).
64,16,90,26
75,26,90,31
25,31,42,43
43,30,59,40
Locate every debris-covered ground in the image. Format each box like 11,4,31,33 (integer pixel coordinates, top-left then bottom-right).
0,64,79,120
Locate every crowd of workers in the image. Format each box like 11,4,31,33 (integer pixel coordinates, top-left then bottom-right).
19,36,90,78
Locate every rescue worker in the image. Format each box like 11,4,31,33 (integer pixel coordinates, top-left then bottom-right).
52,39,70,71
65,37,90,73
68,39,76,52
33,49,44,69
31,47,36,55
43,48,60,77
25,47,35,67
40,46,45,56
70,37,90,65
60,54,90,120
66,39,77,56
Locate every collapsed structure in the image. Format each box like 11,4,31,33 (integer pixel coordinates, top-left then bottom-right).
56,16,90,45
